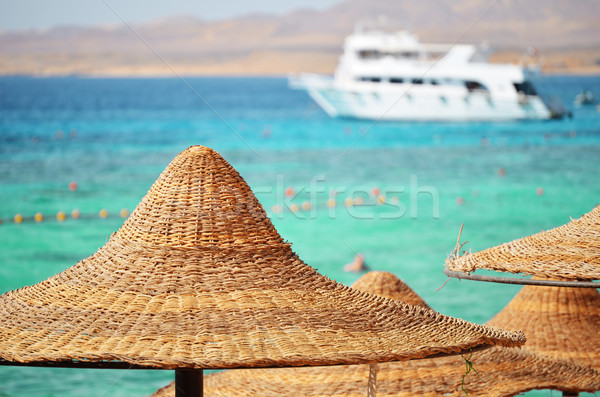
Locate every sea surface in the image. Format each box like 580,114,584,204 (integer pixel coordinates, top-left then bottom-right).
0,75,599,396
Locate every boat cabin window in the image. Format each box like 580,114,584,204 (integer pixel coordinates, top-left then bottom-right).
398,52,420,59
411,78,424,85
359,77,381,83
390,78,404,84
357,50,382,59
357,50,421,60
465,81,488,92
513,82,538,96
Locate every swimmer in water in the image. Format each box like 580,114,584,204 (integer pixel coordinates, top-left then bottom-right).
343,253,369,273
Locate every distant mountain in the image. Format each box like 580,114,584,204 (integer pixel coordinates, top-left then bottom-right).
0,0,598,76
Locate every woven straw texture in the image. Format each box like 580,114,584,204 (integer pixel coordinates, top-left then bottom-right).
152,271,600,396
152,348,600,397
488,281,600,371
446,205,600,280
350,271,430,309
0,146,524,369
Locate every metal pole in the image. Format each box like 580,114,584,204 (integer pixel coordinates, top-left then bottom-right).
442,269,599,288
175,369,203,397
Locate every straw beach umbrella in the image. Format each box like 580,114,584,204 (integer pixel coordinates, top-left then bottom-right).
487,281,600,371
350,271,431,308
152,271,600,397
0,146,524,396
442,206,600,395
0,146,524,395
444,206,600,286
152,350,600,397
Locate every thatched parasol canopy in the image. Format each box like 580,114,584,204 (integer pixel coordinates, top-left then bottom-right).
152,271,600,396
0,146,525,397
487,281,600,371
445,206,600,283
350,271,430,309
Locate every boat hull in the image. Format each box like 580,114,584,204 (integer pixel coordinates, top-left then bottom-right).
290,74,553,122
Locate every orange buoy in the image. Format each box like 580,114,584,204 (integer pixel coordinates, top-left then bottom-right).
498,167,506,177
290,203,300,213
536,187,544,196
284,187,295,198
56,211,67,222
456,197,465,206
371,187,380,197
271,204,282,214
99,209,108,219
71,208,81,219
69,181,78,191
301,201,311,211
34,212,44,223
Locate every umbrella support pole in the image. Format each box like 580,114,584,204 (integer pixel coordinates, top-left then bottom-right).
562,393,578,397
175,369,203,397
367,363,378,397
443,269,599,288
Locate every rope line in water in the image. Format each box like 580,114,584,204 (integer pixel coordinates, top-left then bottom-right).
1,209,130,225
0,193,400,226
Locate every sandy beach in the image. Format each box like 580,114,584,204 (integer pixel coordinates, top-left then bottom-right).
0,48,598,77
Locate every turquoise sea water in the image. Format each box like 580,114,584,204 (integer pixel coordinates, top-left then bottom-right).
0,75,599,396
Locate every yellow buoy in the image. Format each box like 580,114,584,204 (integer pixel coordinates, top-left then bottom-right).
290,203,300,213
271,204,282,214
99,209,108,219
14,214,23,224
119,208,129,218
301,201,311,211
327,198,336,208
34,212,44,223
376,194,386,204
57,211,67,222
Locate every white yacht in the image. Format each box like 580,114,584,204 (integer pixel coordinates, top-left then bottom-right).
289,25,565,121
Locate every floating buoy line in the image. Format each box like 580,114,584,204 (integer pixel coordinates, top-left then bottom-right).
2,181,547,225
2,196,396,225
2,208,130,225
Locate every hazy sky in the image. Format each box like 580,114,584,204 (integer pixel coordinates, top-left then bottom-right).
0,0,344,30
